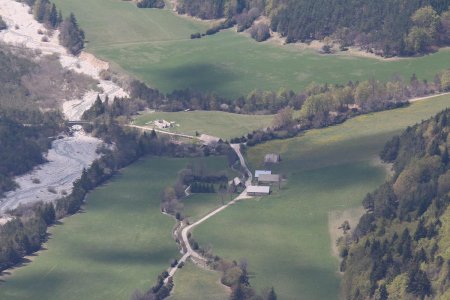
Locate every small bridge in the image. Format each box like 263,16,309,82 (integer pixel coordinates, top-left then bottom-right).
66,120,94,126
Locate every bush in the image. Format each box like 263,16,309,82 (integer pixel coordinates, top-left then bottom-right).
250,23,271,42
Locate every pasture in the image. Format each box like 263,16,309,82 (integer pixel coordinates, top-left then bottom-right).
169,262,229,300
192,95,450,299
133,110,273,140
53,0,450,97
0,156,229,300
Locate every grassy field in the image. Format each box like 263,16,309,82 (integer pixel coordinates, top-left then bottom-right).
134,110,274,140
53,0,450,97
191,95,450,299
169,262,229,300
0,156,229,300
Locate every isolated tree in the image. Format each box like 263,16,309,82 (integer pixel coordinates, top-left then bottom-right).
339,220,351,234
440,70,450,91
48,4,58,28
406,27,432,54
411,6,439,36
0,16,7,31
267,287,277,300
250,23,271,42
33,0,49,23
405,6,440,54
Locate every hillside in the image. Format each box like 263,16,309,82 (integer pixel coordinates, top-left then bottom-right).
341,109,450,299
177,0,450,57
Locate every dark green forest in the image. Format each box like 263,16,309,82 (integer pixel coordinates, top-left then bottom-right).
341,109,450,299
136,0,165,9
178,0,450,56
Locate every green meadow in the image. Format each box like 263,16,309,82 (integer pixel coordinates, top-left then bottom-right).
134,110,273,140
192,95,450,299
169,262,229,300
0,156,229,300
53,0,450,97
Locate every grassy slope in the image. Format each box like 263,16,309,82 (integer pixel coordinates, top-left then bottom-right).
0,156,228,300
192,95,450,300
134,111,273,140
54,0,450,97
169,262,229,300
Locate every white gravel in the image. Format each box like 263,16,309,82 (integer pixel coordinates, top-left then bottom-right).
0,132,103,213
0,1,123,214
0,0,128,121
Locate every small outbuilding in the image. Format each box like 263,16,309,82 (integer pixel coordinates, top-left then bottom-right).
229,177,243,187
264,153,281,164
247,185,270,196
255,170,271,178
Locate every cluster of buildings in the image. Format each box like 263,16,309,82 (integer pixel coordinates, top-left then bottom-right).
227,153,283,197
247,170,281,196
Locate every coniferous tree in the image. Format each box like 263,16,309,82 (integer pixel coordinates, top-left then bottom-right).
59,13,84,55
48,4,58,28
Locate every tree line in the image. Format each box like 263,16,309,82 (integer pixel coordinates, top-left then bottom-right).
136,0,165,9
341,109,450,299
127,68,450,118
0,202,56,272
177,0,450,57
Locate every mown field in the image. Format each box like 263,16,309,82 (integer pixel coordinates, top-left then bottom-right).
54,0,450,97
134,110,273,140
0,156,230,300
169,262,229,300
192,95,450,299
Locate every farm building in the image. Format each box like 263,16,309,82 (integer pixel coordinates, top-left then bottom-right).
258,174,280,184
247,185,270,196
255,170,271,178
264,153,281,164
229,177,243,187
154,119,173,129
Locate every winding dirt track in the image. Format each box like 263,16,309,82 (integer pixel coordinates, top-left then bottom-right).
164,143,253,280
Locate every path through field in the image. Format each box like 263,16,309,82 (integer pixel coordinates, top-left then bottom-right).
165,143,253,281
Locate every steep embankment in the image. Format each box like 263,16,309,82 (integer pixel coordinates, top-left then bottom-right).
342,109,450,299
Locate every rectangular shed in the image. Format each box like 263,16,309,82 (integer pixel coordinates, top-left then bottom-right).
255,170,271,178
247,185,271,196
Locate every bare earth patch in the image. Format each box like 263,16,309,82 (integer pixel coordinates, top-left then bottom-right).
328,206,365,260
